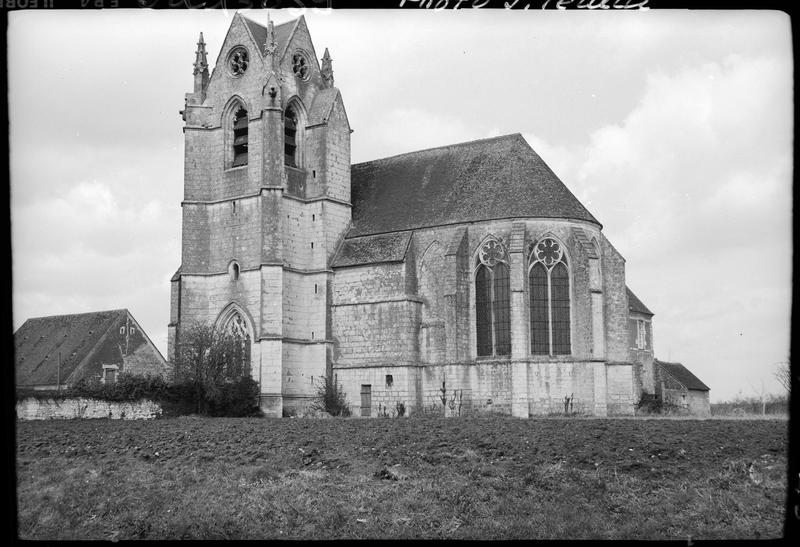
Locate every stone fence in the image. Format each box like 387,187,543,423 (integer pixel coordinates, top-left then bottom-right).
16,397,162,420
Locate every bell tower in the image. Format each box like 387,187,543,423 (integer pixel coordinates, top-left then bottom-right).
168,13,352,416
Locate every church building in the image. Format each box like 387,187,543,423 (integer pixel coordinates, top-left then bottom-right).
169,14,658,418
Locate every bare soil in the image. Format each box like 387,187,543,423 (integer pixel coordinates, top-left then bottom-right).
15,415,788,540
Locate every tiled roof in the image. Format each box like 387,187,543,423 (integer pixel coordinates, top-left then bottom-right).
241,15,298,58
332,232,412,268
14,309,128,387
627,286,653,316
348,133,600,237
655,360,710,391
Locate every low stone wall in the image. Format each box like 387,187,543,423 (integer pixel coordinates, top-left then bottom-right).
16,397,162,420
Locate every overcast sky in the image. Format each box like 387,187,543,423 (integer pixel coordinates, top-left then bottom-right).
9,8,792,402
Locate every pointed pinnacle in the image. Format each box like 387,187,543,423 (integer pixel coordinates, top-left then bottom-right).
193,31,209,75
321,47,334,87
264,17,278,58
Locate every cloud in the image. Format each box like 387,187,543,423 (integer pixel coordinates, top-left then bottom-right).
522,53,792,400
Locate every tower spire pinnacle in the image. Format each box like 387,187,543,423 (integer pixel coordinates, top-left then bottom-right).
321,47,334,88
264,15,278,66
193,32,209,76
191,31,210,104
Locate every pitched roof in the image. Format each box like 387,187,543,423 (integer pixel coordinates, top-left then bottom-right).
627,286,653,316
348,133,600,238
14,309,128,386
241,15,298,59
655,360,710,391
332,231,412,268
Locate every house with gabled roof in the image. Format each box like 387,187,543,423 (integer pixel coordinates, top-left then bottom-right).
654,359,711,416
14,309,169,390
168,13,667,418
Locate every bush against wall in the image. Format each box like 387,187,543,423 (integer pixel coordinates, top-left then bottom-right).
635,393,686,416
171,321,261,417
17,321,262,418
16,373,170,403
310,374,351,417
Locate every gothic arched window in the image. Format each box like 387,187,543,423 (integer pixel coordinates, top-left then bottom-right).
232,107,248,167
529,238,571,355
221,309,251,374
475,239,511,357
284,105,299,167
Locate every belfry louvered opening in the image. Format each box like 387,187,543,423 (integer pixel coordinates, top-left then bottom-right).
232,107,248,167
284,106,298,167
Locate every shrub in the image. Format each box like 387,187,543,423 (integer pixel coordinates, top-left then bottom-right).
636,393,684,415
171,321,259,416
17,373,170,403
205,377,261,417
310,374,351,417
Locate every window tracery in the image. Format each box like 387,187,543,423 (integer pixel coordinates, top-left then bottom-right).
292,52,309,80
228,47,249,76
221,308,251,372
475,238,511,357
529,238,571,356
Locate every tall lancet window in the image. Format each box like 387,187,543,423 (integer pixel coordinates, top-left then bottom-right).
284,105,298,167
529,238,571,356
222,309,251,373
475,239,511,357
232,107,248,167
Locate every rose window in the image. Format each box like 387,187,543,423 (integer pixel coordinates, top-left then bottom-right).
478,239,507,268
292,52,309,80
228,47,249,76
534,238,563,268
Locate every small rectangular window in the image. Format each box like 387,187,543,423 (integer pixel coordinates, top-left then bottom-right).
385,375,393,388
636,320,646,349
119,327,125,334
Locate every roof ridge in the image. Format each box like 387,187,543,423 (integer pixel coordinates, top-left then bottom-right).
22,309,129,323
343,230,413,241
352,133,523,167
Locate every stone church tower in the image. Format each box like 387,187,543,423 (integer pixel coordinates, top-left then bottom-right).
171,14,662,418
168,14,351,416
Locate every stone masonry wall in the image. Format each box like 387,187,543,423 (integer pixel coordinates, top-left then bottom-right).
605,363,635,415
600,233,629,363
17,398,162,420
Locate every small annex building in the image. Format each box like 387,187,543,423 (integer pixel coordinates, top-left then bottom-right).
14,309,169,390
654,359,711,416
168,13,695,418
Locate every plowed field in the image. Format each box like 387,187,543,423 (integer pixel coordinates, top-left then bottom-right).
16,416,788,540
